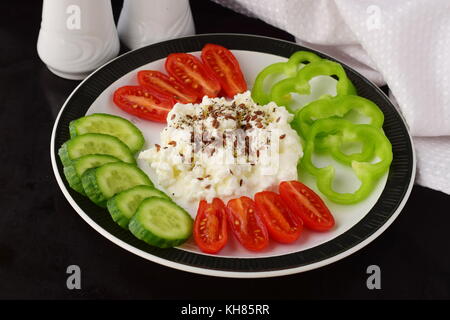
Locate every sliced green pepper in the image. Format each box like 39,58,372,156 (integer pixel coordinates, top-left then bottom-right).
271,59,357,113
311,129,376,166
251,51,321,105
292,95,384,139
301,118,392,204
292,94,385,158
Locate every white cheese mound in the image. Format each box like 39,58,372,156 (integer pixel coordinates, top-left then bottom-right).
139,91,302,211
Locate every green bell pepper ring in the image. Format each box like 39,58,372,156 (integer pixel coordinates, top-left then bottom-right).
292,94,385,157
292,95,384,139
311,129,376,165
271,59,357,113
251,51,321,105
301,118,393,204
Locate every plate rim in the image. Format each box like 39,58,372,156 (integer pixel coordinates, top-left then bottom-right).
50,33,416,278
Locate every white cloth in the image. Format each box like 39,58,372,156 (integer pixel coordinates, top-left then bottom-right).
213,0,450,194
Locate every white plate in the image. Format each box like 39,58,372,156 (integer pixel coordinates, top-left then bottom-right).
51,34,415,277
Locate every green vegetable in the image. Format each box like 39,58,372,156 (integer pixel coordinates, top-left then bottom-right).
58,133,136,167
69,113,145,154
301,118,392,204
107,185,170,229
63,154,120,194
271,59,357,113
292,95,384,139
129,197,193,248
81,162,153,207
252,51,321,105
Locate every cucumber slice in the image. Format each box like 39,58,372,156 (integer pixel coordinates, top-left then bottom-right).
107,185,170,229
81,162,153,207
69,113,145,154
129,197,193,248
58,133,135,167
63,154,120,194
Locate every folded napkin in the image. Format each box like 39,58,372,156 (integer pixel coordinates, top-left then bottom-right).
213,0,450,194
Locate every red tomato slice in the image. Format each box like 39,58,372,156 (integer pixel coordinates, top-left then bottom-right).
137,70,199,104
201,44,247,98
226,196,269,251
279,181,335,232
165,53,221,99
254,191,303,243
113,85,174,123
194,198,228,254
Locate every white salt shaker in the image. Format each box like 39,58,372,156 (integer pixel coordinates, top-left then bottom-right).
37,0,120,80
117,0,195,50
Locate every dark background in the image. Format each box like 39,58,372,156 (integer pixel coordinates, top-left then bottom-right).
0,0,449,300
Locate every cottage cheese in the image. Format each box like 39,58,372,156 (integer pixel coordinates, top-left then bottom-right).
139,91,302,211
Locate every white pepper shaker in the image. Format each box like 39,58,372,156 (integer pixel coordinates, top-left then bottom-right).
117,0,195,50
37,0,120,80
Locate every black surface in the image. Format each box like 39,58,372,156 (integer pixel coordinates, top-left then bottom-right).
0,0,449,299
53,33,413,273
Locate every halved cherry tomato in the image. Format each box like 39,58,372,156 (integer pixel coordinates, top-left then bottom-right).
226,196,269,251
254,191,303,243
165,53,221,99
201,44,247,98
279,181,335,232
137,70,199,104
194,198,228,254
113,85,175,123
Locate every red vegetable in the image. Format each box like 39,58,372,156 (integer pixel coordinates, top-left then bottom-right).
165,53,221,99
254,191,303,243
194,198,228,254
201,43,247,98
226,196,269,251
137,70,199,104
113,85,175,123
279,181,335,232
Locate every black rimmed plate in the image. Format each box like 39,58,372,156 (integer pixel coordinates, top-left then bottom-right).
50,34,415,278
